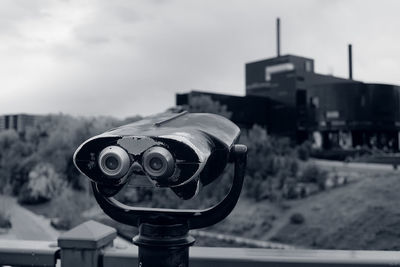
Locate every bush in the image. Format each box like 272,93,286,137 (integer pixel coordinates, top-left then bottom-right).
244,174,271,201
299,164,328,190
50,217,71,230
115,187,156,205
0,197,12,229
10,155,40,195
297,141,312,161
18,163,64,204
48,187,96,230
0,114,145,197
0,212,11,229
185,95,232,119
283,178,298,199
290,213,305,224
238,125,304,202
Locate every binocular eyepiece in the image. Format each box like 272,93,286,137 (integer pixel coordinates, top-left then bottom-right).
97,145,175,181
98,146,131,179
142,146,175,179
73,112,241,199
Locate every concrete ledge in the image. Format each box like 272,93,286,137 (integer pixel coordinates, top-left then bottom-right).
58,220,117,249
0,240,59,266
102,246,400,267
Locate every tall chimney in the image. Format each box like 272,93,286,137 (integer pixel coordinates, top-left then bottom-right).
277,18,281,57
348,44,353,80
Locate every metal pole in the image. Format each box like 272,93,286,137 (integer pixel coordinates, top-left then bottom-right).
277,17,281,57
348,44,353,80
133,223,195,267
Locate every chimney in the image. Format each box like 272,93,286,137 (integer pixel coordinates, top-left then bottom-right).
277,18,281,57
348,44,353,80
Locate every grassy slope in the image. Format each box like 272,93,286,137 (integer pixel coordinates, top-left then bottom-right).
209,166,400,250
270,169,400,250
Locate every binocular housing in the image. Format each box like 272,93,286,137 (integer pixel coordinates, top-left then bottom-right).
73,112,240,199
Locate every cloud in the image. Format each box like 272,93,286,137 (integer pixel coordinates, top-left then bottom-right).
0,0,399,118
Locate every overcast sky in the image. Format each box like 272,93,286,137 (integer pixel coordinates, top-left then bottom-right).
1,0,399,118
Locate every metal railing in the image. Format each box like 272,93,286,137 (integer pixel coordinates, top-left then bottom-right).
1,220,400,267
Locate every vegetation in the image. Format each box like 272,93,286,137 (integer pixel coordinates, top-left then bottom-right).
0,198,11,229
0,114,141,201
0,213,11,229
2,96,399,250
112,98,329,209
0,98,329,208
48,187,96,230
18,162,64,204
290,213,305,224
0,97,334,244
184,95,232,118
24,186,97,230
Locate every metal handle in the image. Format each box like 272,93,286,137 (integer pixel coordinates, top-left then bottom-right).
92,144,247,229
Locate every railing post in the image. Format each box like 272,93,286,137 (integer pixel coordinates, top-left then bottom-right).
58,220,117,267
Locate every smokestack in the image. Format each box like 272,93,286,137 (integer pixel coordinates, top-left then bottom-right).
277,17,281,57
348,44,353,80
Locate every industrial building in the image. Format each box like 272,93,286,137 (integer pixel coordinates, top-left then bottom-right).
0,114,36,133
176,19,400,151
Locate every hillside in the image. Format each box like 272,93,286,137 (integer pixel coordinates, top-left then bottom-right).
207,164,400,250
270,168,400,250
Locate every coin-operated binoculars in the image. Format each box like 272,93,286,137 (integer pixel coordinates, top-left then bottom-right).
73,111,247,267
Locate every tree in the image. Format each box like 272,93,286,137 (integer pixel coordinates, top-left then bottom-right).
184,95,232,119
0,130,29,193
18,162,64,204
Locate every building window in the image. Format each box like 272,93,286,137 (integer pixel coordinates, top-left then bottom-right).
305,61,312,72
361,95,366,107
326,110,340,119
296,90,307,106
310,96,319,108
265,63,295,81
13,115,18,131
5,116,9,129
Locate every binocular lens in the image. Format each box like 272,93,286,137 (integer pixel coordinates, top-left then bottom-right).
98,146,130,179
149,157,163,171
143,146,175,179
105,156,119,170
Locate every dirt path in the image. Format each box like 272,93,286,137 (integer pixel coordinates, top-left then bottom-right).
0,195,135,249
0,195,59,241
312,159,398,172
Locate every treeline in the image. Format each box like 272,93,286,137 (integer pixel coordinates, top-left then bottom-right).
113,96,321,210
184,95,320,202
0,98,319,206
0,114,141,203
0,97,328,229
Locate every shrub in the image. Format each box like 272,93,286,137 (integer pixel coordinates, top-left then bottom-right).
283,157,299,178
10,155,40,195
290,213,305,224
252,179,271,201
48,187,97,230
0,197,12,229
18,163,64,204
283,178,298,199
50,217,71,230
299,164,328,191
185,95,232,119
0,212,11,229
299,165,318,183
297,141,312,161
239,125,304,202
115,187,149,205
